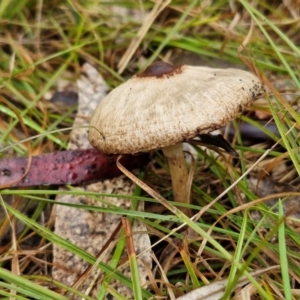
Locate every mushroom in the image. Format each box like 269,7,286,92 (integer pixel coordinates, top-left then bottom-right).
88,62,265,216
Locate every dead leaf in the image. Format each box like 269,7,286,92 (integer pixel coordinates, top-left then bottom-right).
52,63,152,299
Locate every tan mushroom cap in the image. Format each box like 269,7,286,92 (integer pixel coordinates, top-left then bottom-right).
89,62,264,154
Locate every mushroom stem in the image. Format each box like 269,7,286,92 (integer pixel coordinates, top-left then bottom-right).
162,143,192,216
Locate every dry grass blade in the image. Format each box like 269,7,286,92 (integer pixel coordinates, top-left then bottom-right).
117,0,171,74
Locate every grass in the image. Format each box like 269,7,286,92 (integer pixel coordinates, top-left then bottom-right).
1,0,300,299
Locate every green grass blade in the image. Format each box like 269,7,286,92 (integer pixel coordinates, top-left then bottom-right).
223,211,248,299
0,268,68,300
278,200,292,300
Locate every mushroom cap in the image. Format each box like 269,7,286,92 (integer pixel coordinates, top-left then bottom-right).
89,62,264,154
